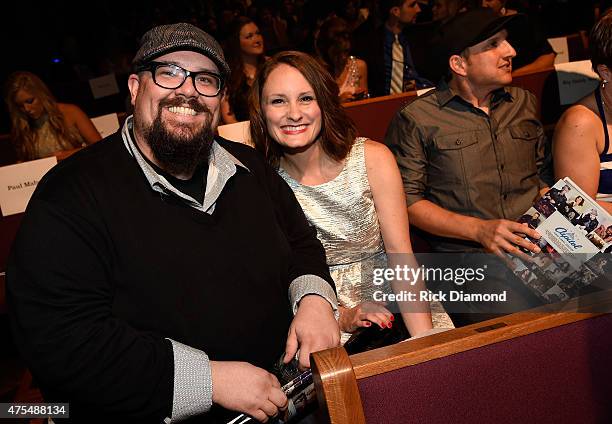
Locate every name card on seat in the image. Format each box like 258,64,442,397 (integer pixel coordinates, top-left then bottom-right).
91,113,120,138
555,60,600,105
548,37,569,64
0,157,57,216
416,87,435,97
89,73,120,99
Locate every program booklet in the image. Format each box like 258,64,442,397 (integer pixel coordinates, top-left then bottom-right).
226,358,317,424
508,177,612,302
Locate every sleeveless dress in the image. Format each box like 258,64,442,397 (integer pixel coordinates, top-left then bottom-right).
338,56,363,97
594,89,612,203
32,114,85,159
278,138,388,342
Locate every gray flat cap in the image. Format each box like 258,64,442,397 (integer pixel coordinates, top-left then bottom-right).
133,22,230,79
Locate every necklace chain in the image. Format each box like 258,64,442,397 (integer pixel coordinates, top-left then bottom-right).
601,87,611,112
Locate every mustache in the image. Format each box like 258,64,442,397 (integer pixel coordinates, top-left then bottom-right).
159,97,210,114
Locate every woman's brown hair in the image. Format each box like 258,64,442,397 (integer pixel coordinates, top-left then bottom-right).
315,17,351,79
249,51,357,168
590,9,612,71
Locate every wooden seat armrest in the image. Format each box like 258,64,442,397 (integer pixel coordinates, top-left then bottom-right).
312,346,365,424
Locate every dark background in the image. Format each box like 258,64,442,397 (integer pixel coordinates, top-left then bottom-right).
0,0,598,134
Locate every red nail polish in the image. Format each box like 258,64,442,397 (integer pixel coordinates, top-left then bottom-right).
387,322,393,328
390,315,395,321
365,321,371,327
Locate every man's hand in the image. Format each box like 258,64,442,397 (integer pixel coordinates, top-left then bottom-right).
210,361,287,423
475,219,542,258
339,302,393,332
284,295,340,369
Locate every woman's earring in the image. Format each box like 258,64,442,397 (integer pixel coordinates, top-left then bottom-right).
603,79,608,89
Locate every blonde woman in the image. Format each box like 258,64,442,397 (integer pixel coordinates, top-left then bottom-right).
4,71,101,161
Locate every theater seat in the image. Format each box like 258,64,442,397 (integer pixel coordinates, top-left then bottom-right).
312,291,612,424
343,92,417,142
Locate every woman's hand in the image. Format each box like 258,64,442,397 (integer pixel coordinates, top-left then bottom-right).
339,91,356,103
339,302,393,333
339,89,368,103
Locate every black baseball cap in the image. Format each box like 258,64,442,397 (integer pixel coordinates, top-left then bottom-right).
433,7,523,59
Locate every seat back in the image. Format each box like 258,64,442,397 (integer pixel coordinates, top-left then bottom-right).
0,213,23,273
0,134,17,166
313,292,612,424
343,92,418,142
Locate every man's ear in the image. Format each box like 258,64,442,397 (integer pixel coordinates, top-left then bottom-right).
449,54,467,77
390,6,401,19
127,74,140,107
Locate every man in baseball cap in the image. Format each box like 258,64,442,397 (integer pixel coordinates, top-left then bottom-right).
385,8,550,326
8,23,339,422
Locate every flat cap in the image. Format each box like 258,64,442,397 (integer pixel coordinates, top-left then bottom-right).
133,22,230,79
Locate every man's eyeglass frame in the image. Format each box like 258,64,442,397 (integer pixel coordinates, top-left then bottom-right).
137,61,224,97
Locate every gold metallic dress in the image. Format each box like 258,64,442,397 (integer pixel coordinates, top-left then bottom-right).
32,115,84,159
278,138,388,342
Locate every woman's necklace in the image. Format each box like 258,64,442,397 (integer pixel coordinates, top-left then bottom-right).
599,88,610,110
244,62,257,84
601,86,612,115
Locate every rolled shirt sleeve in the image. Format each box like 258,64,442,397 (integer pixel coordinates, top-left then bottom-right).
384,109,429,207
289,274,339,318
167,340,213,423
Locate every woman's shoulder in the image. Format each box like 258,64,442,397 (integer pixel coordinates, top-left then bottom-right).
556,101,600,132
354,57,367,68
57,102,83,114
362,139,395,167
363,138,392,155
57,103,87,122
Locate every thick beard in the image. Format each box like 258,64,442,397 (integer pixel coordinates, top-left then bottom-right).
139,97,215,177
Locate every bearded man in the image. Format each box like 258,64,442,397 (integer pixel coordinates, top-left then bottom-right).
7,23,339,423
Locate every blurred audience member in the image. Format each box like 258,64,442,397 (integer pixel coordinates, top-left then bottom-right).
596,1,612,20
553,11,612,213
221,17,267,124
4,71,101,161
257,5,290,54
432,0,470,22
482,0,517,16
334,0,369,31
414,0,474,83
316,17,368,102
353,0,432,97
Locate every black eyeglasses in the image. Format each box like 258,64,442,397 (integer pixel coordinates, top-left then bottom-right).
138,61,224,97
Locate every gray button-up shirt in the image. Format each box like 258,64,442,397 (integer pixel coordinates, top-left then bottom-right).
385,83,548,252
